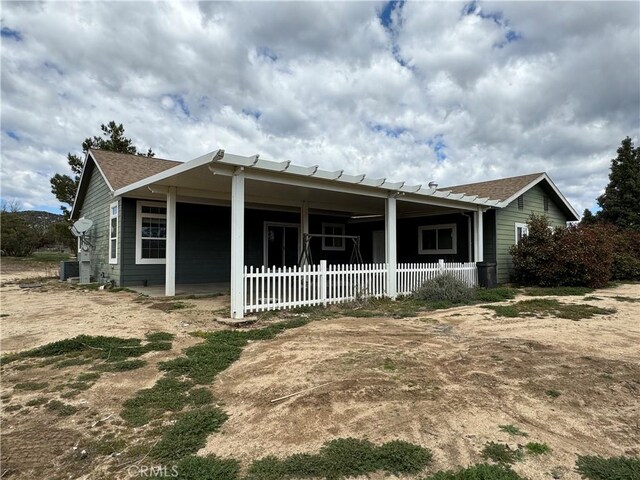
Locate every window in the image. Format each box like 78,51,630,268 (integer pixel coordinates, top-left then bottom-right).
322,223,345,251
543,195,549,212
109,202,118,264
515,222,529,244
418,224,457,254
136,201,167,264
517,195,524,210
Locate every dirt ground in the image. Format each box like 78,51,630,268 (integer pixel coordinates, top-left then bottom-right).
204,284,640,480
1,261,639,479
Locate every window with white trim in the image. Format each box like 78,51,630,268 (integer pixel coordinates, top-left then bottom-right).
418,224,457,254
322,223,345,251
109,201,118,264
136,201,167,264
515,222,529,244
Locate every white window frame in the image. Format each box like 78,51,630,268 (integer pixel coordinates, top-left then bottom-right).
322,223,346,251
136,200,167,265
108,201,118,264
418,224,457,255
515,222,529,244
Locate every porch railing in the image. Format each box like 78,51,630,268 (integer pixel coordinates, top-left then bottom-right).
244,260,478,313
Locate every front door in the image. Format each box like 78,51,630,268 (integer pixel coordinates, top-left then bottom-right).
265,223,300,268
372,230,385,263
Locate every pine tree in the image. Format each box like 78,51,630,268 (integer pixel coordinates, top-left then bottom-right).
50,122,154,215
597,137,640,231
580,208,597,226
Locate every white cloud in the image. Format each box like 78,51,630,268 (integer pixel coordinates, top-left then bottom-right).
0,1,638,214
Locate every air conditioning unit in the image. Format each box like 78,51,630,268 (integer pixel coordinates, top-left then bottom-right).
60,261,79,281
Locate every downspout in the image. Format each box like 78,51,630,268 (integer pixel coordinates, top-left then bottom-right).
461,212,473,262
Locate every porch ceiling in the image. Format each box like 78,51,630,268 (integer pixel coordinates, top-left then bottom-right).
120,162,473,217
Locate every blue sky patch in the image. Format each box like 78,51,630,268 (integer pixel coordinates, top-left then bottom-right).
378,1,404,31
427,135,447,162
5,130,20,141
1,26,22,41
165,94,190,116
369,122,407,138
257,46,278,62
242,108,261,120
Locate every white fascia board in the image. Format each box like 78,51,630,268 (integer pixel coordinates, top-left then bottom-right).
113,149,222,196
70,151,113,219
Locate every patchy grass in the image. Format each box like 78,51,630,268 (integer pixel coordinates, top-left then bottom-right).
423,463,525,480
584,296,603,301
90,434,127,456
498,424,528,437
480,442,523,465
5,404,22,412
145,332,176,342
46,400,78,416
175,455,240,480
476,288,519,302
523,286,594,296
76,372,101,382
92,359,147,372
483,299,616,321
525,442,550,455
1,334,172,365
149,301,191,312
246,438,432,480
53,358,92,369
611,296,640,303
25,396,48,407
160,318,311,384
13,381,48,391
150,406,229,462
121,377,197,426
29,251,72,263
545,389,562,398
575,455,640,480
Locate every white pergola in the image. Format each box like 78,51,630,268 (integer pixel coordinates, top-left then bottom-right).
115,150,498,318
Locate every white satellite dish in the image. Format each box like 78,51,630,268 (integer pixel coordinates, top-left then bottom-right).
71,218,93,238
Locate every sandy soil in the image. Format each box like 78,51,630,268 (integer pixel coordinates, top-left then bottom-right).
203,284,640,479
0,280,229,354
1,260,638,479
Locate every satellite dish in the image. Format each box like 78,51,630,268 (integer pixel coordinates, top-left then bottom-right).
71,218,93,238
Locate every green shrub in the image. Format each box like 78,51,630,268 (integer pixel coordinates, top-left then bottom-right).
525,442,550,455
510,216,615,288
0,212,40,256
376,439,433,474
424,463,525,480
414,274,475,304
480,442,523,464
175,455,240,480
575,455,640,480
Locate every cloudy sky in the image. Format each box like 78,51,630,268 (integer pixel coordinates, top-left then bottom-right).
1,1,638,215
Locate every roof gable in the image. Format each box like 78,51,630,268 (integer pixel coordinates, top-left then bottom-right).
442,172,579,221
90,150,181,191
70,150,182,219
442,173,544,202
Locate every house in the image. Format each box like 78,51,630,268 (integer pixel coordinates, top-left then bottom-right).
70,149,579,318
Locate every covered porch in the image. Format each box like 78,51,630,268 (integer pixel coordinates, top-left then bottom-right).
114,150,496,318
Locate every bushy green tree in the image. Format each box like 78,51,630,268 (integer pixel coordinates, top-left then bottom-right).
0,212,40,256
597,137,640,230
50,122,154,215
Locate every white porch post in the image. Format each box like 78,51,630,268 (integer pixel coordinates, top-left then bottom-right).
230,168,245,319
385,195,397,299
300,201,309,259
165,186,177,297
475,207,484,262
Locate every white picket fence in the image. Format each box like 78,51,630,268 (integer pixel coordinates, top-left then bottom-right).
244,260,478,313
397,260,478,295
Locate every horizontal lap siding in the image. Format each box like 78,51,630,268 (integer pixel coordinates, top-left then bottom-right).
77,166,118,284
495,184,569,283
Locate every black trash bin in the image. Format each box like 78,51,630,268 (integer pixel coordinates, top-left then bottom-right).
477,262,497,289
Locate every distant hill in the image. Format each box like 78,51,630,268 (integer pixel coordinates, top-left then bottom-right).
10,210,65,233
